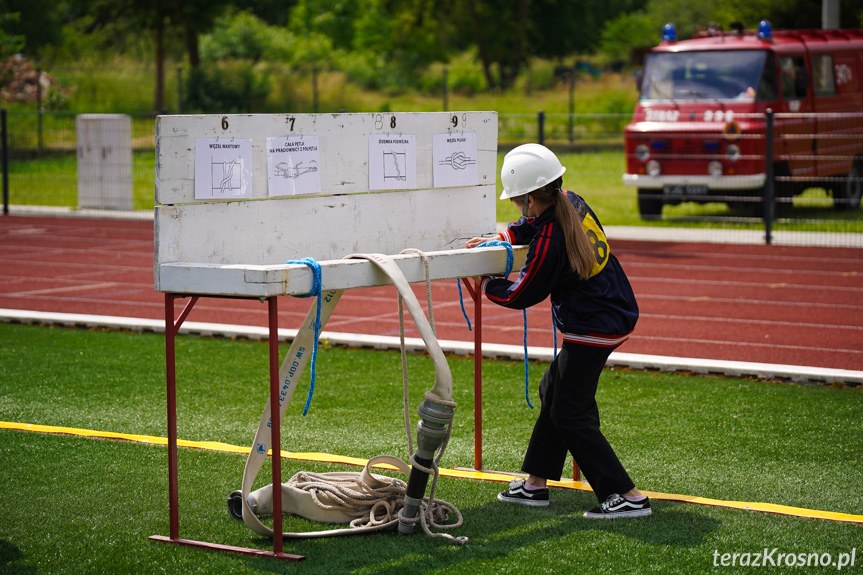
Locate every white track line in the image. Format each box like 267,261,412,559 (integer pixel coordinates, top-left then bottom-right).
1,308,860,386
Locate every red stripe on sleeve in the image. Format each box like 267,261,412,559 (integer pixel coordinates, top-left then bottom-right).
486,222,553,305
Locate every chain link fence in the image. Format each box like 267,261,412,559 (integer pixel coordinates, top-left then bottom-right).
1,110,155,214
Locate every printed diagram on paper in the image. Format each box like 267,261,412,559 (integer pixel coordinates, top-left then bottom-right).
266,135,322,197
439,151,475,170
369,134,417,190
274,160,317,179
433,132,478,188
212,160,241,194
194,138,253,200
383,151,408,182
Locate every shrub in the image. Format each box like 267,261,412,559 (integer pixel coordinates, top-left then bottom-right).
514,58,559,93
419,49,488,96
183,62,270,114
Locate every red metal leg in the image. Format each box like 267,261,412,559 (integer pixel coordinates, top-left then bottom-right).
154,294,303,561
165,294,179,540
267,297,284,555
461,277,483,471
165,294,198,540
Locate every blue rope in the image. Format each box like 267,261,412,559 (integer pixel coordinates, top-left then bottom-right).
480,240,514,277
456,240,515,332
286,257,322,415
459,240,532,407
457,279,471,332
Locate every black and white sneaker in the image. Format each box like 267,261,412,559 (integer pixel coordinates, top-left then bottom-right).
584,494,652,519
497,478,550,507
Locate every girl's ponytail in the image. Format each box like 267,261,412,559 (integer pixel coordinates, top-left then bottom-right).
534,180,596,280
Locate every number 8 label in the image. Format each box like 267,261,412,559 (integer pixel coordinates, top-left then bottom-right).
582,212,610,277
586,229,608,266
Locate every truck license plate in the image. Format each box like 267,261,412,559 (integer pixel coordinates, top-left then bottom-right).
663,184,708,196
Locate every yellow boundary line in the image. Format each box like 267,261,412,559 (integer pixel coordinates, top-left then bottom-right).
3,420,862,525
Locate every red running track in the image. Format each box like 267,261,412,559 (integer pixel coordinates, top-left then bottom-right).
1,216,861,371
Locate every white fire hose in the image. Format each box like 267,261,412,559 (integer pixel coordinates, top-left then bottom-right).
231,252,465,543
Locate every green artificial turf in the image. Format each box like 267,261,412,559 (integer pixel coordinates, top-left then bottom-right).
1,323,861,574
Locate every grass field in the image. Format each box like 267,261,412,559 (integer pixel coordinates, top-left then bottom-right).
1,323,861,574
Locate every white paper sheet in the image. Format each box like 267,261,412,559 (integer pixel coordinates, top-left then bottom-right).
368,134,417,190
432,132,478,188
266,135,322,197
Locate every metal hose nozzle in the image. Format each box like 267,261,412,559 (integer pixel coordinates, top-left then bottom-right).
398,399,454,535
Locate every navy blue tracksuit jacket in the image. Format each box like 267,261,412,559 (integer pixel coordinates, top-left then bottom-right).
481,190,639,347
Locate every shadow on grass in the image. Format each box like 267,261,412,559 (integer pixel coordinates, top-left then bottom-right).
238,490,720,574
0,539,36,575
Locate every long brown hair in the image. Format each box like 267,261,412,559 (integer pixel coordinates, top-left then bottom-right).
529,179,596,280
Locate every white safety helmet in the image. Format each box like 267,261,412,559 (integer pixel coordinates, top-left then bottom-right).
499,143,566,200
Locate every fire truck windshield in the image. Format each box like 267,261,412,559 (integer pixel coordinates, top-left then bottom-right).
640,50,772,101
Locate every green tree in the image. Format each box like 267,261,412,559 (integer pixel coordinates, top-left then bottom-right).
600,11,657,64
0,12,25,59
530,0,649,58
231,0,299,27
428,0,646,90
0,0,64,56
73,0,231,111
199,9,291,63
351,0,444,87
642,0,716,40
712,0,863,30
435,0,527,90
287,0,448,90
288,0,361,53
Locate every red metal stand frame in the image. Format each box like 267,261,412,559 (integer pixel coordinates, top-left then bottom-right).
149,294,303,561
150,278,578,560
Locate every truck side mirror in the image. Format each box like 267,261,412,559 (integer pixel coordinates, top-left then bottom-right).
635,70,644,92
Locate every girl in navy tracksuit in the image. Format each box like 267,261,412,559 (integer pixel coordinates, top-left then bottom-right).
467,143,650,518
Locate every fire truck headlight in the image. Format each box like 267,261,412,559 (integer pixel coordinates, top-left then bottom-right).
636,144,650,161
646,160,661,176
725,144,741,161
708,161,723,177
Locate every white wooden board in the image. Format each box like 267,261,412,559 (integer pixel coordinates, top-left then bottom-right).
154,112,500,295
157,247,528,298
155,112,498,204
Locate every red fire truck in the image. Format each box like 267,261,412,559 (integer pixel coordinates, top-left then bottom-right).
623,22,863,218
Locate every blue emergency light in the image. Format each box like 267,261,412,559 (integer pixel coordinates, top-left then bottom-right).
758,20,772,39
663,23,676,41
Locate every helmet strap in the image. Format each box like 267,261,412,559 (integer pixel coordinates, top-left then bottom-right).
521,194,531,218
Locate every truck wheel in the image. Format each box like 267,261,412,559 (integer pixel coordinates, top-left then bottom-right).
833,162,862,211
637,189,663,219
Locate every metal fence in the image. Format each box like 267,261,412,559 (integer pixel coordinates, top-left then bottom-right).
1,109,156,214
1,108,861,247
